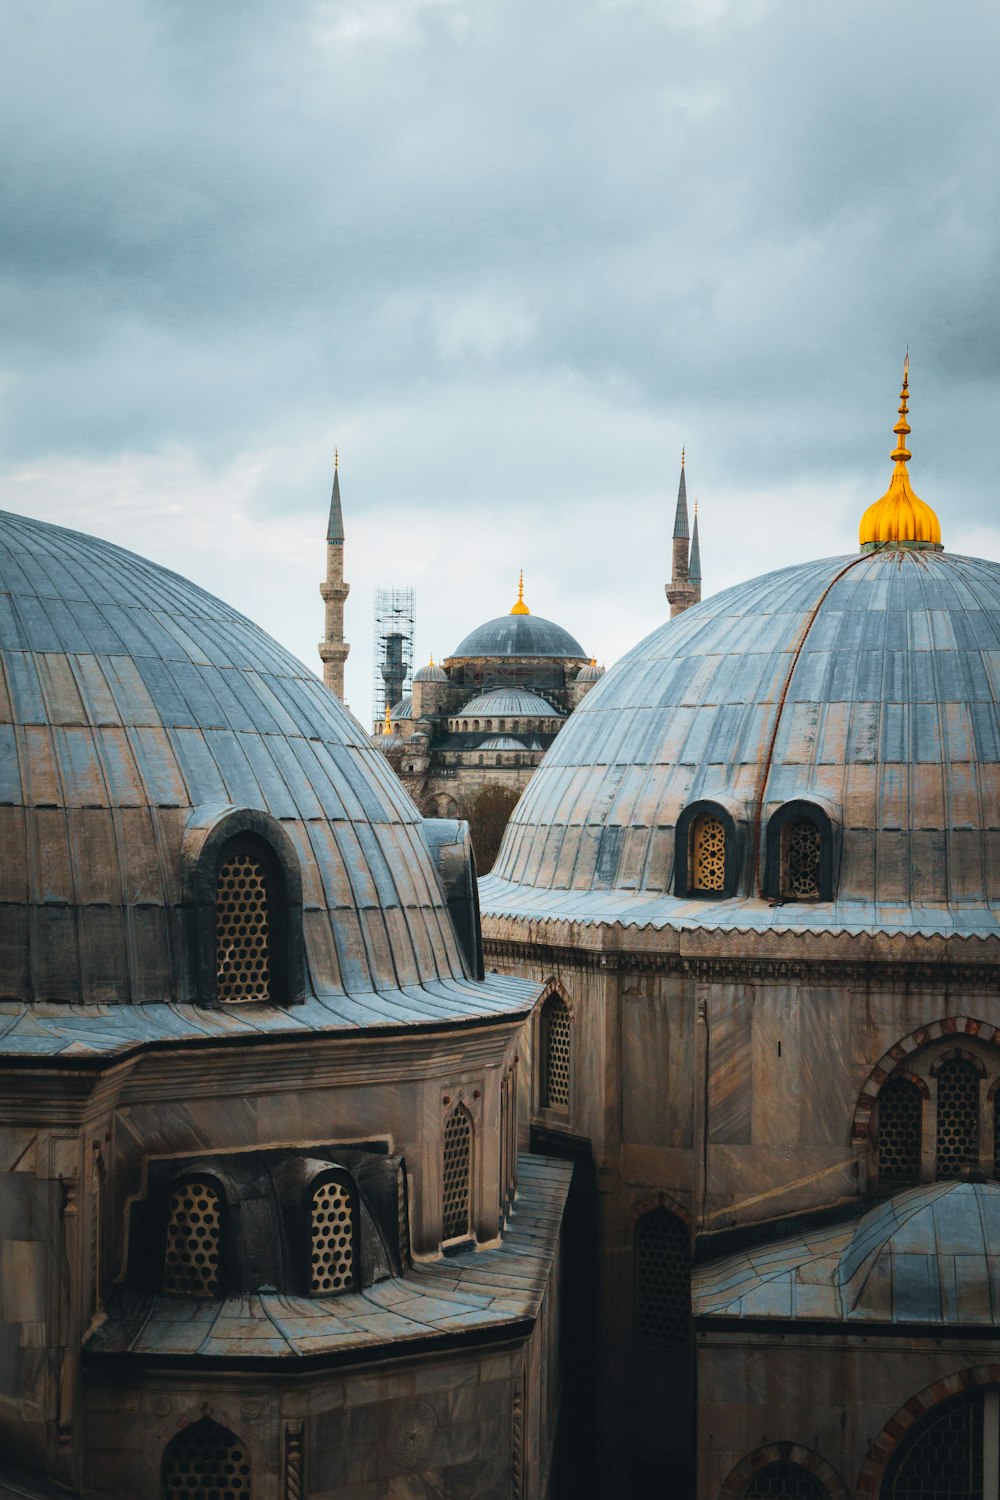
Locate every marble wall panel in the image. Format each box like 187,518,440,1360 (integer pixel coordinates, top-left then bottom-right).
622,984,694,1149
707,988,753,1146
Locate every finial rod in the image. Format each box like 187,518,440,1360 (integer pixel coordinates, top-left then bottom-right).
334,447,339,471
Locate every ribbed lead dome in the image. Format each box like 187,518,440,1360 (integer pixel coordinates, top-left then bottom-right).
0,512,496,1013
482,547,1000,937
450,613,587,660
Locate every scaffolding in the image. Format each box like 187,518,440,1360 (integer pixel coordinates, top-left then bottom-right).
372,586,415,727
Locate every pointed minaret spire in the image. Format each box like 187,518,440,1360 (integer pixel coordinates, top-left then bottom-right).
665,449,700,618
688,500,702,595
319,447,351,700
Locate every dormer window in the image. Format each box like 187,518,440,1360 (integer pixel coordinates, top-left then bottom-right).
309,1175,356,1294
216,843,276,1003
163,1179,223,1297
783,818,822,898
763,800,836,902
674,801,742,899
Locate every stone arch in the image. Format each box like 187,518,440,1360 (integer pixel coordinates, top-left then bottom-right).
146,1400,268,1494
851,1017,1000,1148
855,1365,1000,1495
539,974,575,1020
626,1189,692,1235
718,1442,848,1500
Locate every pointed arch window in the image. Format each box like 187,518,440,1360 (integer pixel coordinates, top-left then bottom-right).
216,838,282,1004
875,1075,923,1187
309,1175,356,1295
442,1105,473,1242
934,1053,982,1179
163,1179,223,1296
634,1207,690,1350
540,993,571,1112
882,1388,999,1499
161,1418,252,1500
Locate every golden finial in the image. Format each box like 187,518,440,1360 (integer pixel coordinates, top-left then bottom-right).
383,703,392,734
858,356,942,551
334,447,339,471
681,446,685,468
429,653,435,667
590,657,597,667
510,569,530,615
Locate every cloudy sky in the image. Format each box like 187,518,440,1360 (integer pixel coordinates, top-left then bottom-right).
2,0,998,718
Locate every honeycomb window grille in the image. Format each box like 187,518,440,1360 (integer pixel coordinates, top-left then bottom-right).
875,1075,923,1186
310,1178,355,1294
634,1207,691,1350
691,814,725,893
935,1055,981,1179
741,1461,828,1500
161,1417,252,1500
541,995,571,1112
882,1390,989,1499
163,1180,222,1297
783,818,822,900
442,1105,473,1242
216,847,274,1004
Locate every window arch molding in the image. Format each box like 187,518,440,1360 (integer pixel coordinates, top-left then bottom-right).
674,798,746,899
857,1368,1000,1497
852,1016,1000,1152
762,797,839,902
181,806,304,1008
718,1443,848,1500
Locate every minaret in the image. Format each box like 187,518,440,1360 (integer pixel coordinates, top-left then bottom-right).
688,499,702,606
665,449,699,617
318,450,350,699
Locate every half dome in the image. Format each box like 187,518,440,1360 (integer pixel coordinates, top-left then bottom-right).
482,547,1000,937
458,688,561,718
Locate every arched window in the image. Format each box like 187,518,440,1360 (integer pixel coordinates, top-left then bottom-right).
442,1105,473,1242
540,993,571,1111
478,755,484,766
215,840,279,1004
691,812,726,893
161,1418,251,1499
163,1179,223,1296
782,817,823,900
496,754,503,766
882,1388,1000,1498
934,1054,982,1179
462,719,468,731
741,1461,827,1499
875,1075,923,1186
485,719,493,731
309,1176,355,1294
634,1207,690,1350
473,719,480,731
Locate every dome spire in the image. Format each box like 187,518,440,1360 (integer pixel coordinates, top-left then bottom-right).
510,569,530,615
859,356,942,552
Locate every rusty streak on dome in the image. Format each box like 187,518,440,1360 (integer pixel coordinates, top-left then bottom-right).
859,355,943,551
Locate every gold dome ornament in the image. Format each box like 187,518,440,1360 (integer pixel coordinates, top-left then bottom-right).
510,570,530,615
859,355,943,551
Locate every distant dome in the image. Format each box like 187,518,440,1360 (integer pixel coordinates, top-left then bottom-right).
390,695,413,720
576,662,604,683
371,730,404,752
450,613,586,661
479,736,527,751
460,688,561,718
0,510,492,1015
483,548,1000,937
413,660,447,682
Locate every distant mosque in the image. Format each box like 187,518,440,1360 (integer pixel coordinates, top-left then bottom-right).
318,454,703,814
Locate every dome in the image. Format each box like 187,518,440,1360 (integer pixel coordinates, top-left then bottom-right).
694,1182,1000,1326
390,695,413,720
450,613,587,661
413,660,447,683
479,736,528,751
482,547,1000,937
458,688,561,718
371,729,404,751
0,511,536,1039
576,662,604,683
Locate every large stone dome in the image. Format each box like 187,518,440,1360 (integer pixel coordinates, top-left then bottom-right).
449,612,587,661
0,511,533,1041
482,547,1000,937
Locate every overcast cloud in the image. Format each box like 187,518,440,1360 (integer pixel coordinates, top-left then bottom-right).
2,0,998,716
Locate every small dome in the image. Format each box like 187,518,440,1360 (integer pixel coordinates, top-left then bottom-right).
576,661,604,683
450,614,586,661
413,659,447,683
390,695,413,720
479,736,527,751
371,731,404,753
459,688,561,718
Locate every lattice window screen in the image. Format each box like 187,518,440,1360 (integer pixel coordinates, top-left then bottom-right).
162,1418,252,1499
310,1180,354,1293
742,1461,827,1500
634,1208,690,1349
542,997,571,1110
216,851,272,1003
883,1392,983,1499
692,815,725,892
163,1181,222,1296
442,1106,472,1241
784,819,822,899
875,1075,923,1185
936,1056,980,1179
